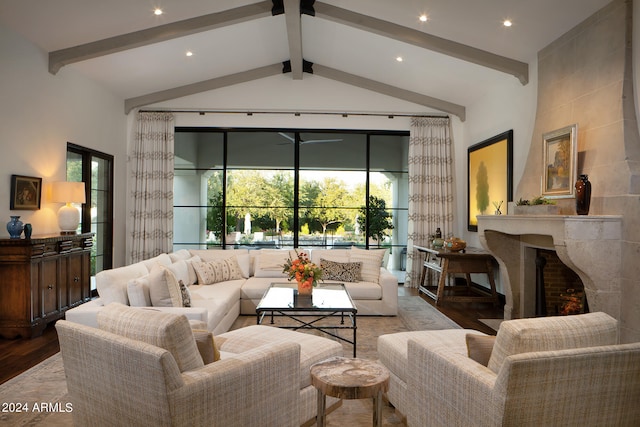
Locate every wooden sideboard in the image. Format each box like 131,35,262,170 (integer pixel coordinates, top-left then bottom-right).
0,233,93,339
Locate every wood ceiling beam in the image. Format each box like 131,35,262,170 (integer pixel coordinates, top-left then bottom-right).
49,1,274,74
283,0,303,79
313,64,466,121
124,63,283,114
314,2,528,85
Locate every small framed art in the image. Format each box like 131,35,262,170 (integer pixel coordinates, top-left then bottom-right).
10,175,42,210
542,124,577,198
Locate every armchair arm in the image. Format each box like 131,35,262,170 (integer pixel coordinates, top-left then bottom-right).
407,337,502,427
174,342,301,427
378,267,399,315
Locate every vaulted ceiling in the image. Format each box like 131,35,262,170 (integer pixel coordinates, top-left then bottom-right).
0,0,611,119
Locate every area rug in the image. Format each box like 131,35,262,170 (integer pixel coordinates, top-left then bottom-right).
0,296,460,426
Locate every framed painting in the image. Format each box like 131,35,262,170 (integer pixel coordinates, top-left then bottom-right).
10,175,42,210
467,130,513,232
542,124,577,198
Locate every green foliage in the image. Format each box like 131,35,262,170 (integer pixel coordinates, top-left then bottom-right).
357,195,394,245
516,196,556,206
475,161,490,214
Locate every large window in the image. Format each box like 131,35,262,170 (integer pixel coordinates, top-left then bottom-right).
66,143,114,292
173,129,408,271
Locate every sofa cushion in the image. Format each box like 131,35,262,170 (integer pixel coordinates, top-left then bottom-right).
169,249,192,262
192,257,243,285
97,303,204,373
350,247,386,283
487,312,619,374
165,259,192,286
216,325,343,389
184,255,201,285
96,262,149,305
320,258,362,282
148,265,183,307
310,249,350,265
127,277,151,307
378,329,481,385
254,250,295,278
141,253,173,271
342,281,382,300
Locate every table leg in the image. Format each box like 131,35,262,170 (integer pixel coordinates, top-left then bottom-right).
373,390,383,427
316,389,326,427
435,258,449,305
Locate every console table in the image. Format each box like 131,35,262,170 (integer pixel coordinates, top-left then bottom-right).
415,245,500,307
0,233,93,339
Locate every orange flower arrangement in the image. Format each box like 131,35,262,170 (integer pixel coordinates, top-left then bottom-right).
283,251,323,294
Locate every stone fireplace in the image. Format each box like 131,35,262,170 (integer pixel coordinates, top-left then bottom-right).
477,215,622,320
476,0,640,342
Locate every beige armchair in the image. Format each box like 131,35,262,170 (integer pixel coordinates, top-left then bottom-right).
378,312,640,426
56,305,301,427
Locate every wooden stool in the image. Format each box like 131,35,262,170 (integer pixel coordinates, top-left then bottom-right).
310,356,390,427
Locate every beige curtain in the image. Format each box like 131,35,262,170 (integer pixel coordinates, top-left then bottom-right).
405,117,454,288
128,112,175,263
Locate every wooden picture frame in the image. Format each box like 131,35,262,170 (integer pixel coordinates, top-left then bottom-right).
467,130,513,232
542,124,577,198
10,175,42,210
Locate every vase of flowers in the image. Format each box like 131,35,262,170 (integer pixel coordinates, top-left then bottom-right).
283,251,323,296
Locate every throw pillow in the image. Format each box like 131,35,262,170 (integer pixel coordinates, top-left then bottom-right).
253,250,293,278
127,277,151,307
165,259,191,286
184,255,201,285
192,329,220,364
349,247,386,283
465,334,496,366
179,280,191,307
320,258,362,282
148,265,183,307
192,256,244,285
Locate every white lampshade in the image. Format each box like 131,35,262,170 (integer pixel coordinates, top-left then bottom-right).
50,181,86,233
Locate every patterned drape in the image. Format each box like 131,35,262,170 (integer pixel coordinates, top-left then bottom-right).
128,112,175,264
405,117,454,288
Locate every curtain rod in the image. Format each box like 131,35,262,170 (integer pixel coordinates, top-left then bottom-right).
137,108,448,119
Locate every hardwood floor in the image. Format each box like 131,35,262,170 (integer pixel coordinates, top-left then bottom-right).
0,324,59,385
0,286,503,386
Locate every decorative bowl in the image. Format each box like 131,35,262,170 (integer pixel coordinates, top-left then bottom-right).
445,237,466,252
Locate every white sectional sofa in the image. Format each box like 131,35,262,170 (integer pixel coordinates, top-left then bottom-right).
65,247,398,335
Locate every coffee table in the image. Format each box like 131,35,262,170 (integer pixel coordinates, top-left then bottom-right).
256,283,358,357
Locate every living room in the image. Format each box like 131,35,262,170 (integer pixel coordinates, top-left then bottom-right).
1,0,640,425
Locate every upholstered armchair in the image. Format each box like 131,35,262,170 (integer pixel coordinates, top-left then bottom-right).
56,304,301,427
379,312,640,426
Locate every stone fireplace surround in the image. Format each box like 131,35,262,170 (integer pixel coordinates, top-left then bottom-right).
477,215,622,321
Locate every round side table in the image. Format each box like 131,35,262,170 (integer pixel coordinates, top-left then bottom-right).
310,356,390,427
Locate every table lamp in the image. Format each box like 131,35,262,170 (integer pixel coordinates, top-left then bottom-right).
50,181,86,234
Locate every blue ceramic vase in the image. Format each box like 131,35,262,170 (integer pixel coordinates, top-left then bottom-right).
7,215,24,239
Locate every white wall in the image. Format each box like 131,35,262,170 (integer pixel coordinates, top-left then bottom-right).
0,23,128,266
456,63,538,249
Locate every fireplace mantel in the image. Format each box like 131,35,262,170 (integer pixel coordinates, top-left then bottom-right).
477,215,622,320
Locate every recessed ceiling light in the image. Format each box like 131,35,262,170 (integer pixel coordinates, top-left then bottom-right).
186,51,194,57
419,14,428,23
396,56,403,62
154,8,163,16
503,19,513,27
